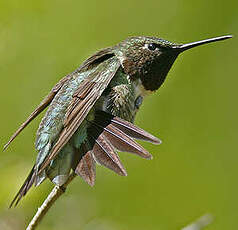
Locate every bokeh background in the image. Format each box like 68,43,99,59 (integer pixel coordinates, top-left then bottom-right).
0,0,237,229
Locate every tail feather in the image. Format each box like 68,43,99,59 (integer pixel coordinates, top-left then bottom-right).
90,134,127,176
75,145,96,186
112,117,161,144
81,110,160,177
89,118,152,159
11,110,160,206
96,110,161,144
103,124,152,159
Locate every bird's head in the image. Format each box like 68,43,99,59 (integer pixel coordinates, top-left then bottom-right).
114,35,232,91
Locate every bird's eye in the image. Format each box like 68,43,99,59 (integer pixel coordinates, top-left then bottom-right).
148,43,157,51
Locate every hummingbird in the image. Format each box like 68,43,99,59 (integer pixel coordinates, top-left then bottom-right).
4,35,232,207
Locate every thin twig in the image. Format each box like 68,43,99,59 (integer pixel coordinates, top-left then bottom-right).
26,173,77,230
181,213,214,230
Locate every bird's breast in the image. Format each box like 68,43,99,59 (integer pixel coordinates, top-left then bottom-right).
98,73,148,122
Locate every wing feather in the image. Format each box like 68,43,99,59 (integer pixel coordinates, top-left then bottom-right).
9,165,36,207
9,47,118,207
4,48,114,151
38,57,120,173
4,75,71,150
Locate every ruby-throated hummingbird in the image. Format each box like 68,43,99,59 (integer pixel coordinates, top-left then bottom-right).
5,35,232,207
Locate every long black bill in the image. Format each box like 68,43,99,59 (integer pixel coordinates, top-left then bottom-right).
174,35,232,52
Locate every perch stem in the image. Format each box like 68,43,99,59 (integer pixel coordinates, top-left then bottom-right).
26,173,76,230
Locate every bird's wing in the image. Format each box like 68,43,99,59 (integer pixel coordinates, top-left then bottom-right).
4,75,72,150
4,47,114,151
9,48,118,207
38,56,120,173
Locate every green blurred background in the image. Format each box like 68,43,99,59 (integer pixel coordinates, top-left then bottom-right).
0,0,237,229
